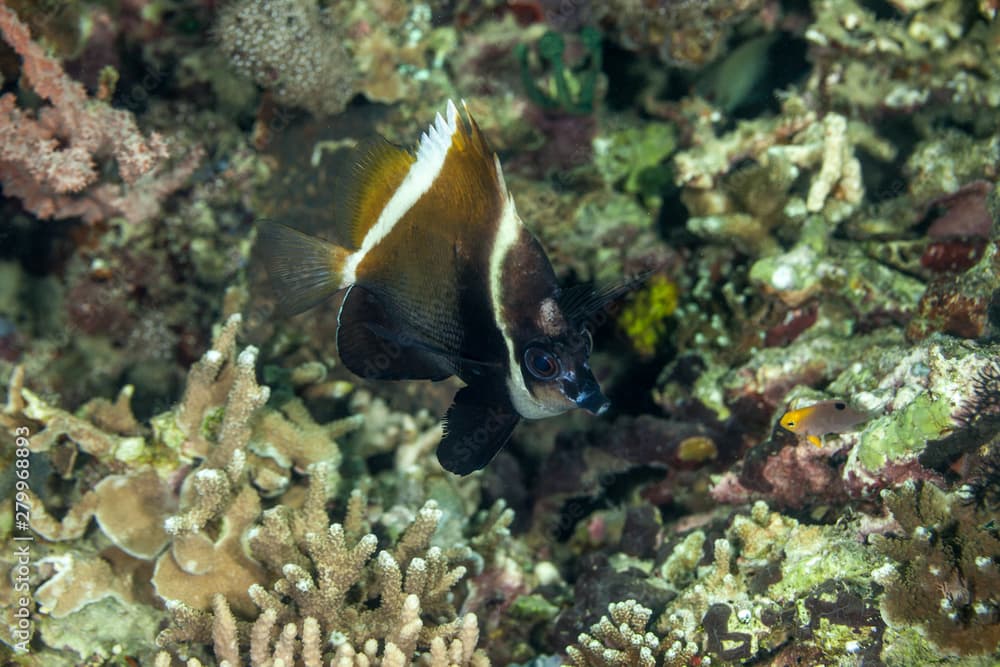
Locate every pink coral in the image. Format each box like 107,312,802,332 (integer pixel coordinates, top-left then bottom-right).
712,442,848,509
0,4,200,223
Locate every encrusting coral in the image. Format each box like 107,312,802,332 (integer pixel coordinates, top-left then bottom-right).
555,499,889,665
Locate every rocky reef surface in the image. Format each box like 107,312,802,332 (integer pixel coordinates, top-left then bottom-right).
1,0,999,665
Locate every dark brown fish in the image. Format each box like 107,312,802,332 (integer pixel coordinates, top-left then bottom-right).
259,100,630,474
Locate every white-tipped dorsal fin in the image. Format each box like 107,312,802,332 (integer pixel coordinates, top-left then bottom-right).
343,100,464,284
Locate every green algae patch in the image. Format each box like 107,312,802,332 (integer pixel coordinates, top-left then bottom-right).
770,525,877,602
593,122,677,204
618,274,680,357
855,392,953,472
510,594,560,622
37,597,165,663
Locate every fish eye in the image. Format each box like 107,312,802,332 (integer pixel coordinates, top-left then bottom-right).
524,346,560,380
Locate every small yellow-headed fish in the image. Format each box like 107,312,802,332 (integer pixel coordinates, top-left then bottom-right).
259,100,631,475
779,399,870,447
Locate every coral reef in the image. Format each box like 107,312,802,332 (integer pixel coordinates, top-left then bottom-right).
0,310,506,664
553,500,889,665
3,0,1000,664
602,0,766,69
675,95,895,256
807,0,1000,120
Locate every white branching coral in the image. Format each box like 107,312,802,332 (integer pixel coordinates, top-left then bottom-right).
673,94,896,256
566,600,662,667
157,470,490,666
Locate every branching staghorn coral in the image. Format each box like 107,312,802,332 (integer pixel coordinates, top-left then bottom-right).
157,468,490,666
159,312,354,492
165,313,266,464
565,600,661,667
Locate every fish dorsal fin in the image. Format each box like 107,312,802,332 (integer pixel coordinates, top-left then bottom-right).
340,138,416,249
445,100,496,172
341,100,504,279
434,100,507,211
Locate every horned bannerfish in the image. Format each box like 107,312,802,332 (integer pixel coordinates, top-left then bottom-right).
258,100,628,475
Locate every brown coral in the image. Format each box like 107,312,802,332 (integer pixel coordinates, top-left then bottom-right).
565,599,661,666
873,481,1000,655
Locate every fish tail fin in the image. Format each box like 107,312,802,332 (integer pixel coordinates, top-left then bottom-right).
256,221,350,316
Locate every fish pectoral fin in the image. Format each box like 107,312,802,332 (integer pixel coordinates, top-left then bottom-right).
807,435,823,447
363,321,502,372
337,285,453,381
437,385,520,475
257,221,350,317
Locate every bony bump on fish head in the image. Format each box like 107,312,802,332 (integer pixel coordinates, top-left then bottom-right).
257,99,638,476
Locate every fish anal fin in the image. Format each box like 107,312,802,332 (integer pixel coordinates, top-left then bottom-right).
336,285,452,381
437,384,520,475
339,138,415,248
257,221,349,317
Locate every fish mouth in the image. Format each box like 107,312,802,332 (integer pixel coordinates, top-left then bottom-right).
573,375,610,415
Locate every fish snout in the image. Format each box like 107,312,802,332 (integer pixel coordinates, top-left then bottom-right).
574,374,610,415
